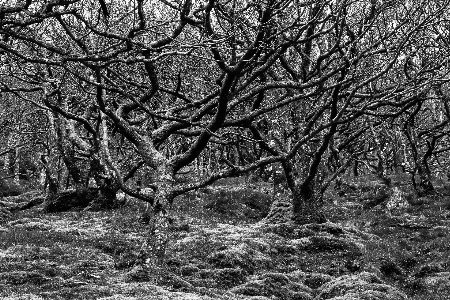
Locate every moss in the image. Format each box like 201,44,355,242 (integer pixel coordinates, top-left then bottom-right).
231,280,266,296
259,222,297,238
422,272,450,290
263,197,293,224
0,271,50,285
124,265,151,283
414,263,445,278
231,275,313,300
303,273,333,289
295,235,364,256
259,272,291,285
379,258,405,279
211,268,247,288
316,272,407,300
207,243,272,273
179,264,200,276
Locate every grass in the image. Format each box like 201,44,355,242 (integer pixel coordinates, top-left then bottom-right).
0,176,450,299
329,178,450,300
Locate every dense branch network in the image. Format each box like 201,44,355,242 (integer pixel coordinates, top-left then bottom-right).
1,0,450,225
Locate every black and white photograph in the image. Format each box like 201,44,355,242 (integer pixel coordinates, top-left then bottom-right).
1,0,450,299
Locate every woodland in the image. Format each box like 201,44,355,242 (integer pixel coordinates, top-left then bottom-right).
1,0,450,299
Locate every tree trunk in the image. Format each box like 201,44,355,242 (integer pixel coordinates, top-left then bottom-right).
140,176,175,266
87,154,120,210
150,193,172,263
292,184,326,225
416,161,434,196
264,160,326,225
353,160,359,177
13,147,20,185
2,150,8,176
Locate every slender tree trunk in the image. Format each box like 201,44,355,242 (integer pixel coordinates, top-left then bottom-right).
3,150,8,176
353,160,359,177
42,111,60,203
88,156,119,210
403,125,434,196
418,140,435,195
13,147,20,185
41,155,58,198
416,160,434,196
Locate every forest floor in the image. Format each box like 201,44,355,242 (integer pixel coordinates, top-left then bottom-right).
1,176,450,299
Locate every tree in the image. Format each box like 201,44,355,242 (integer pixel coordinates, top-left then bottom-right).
2,0,450,262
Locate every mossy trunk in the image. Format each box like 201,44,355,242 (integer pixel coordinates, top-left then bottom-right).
292,182,326,225
140,184,175,266
88,156,120,210
263,161,326,225
415,161,434,196
281,158,326,224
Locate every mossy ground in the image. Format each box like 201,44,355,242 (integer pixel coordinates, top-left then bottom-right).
0,177,449,299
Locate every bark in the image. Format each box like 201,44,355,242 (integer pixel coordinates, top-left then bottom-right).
417,139,435,195
292,186,326,225
402,101,435,196
40,152,59,210
282,142,328,224
87,154,120,210
140,175,175,266
284,161,326,225
403,128,434,196
353,160,359,177
375,151,391,186
2,149,8,174
53,110,90,195
13,147,20,185
415,160,434,196
42,122,120,212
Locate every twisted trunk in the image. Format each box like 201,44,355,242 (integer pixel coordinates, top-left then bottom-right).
139,170,175,266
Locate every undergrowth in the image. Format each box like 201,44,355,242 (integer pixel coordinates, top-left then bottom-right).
1,176,450,299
